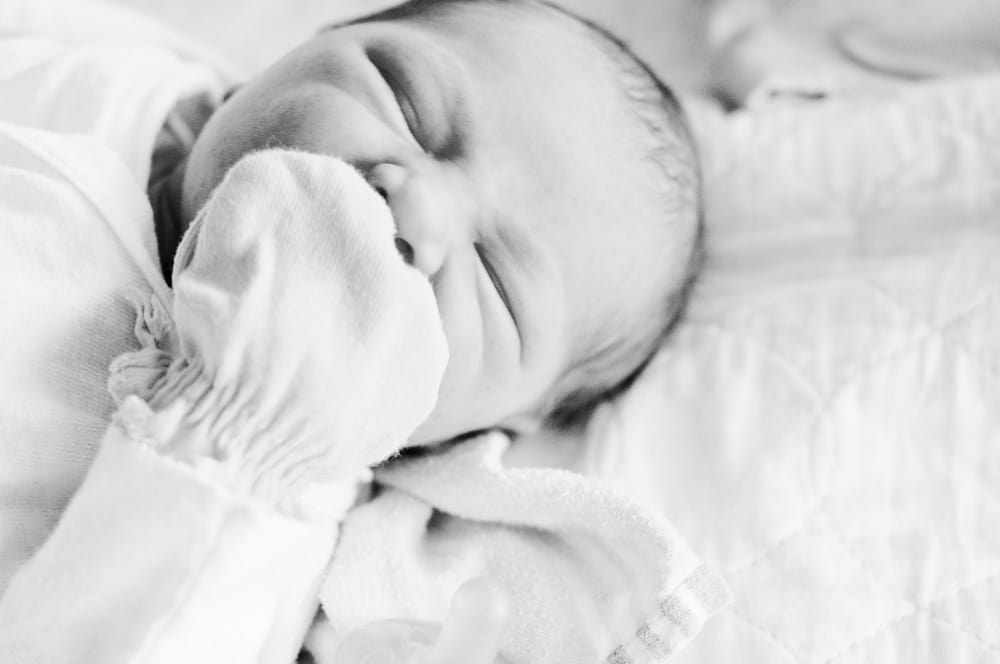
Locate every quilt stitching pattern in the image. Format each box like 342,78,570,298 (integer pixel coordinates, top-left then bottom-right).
927,609,1000,656
729,607,807,664
689,312,1000,661
659,75,1000,663
825,570,1000,661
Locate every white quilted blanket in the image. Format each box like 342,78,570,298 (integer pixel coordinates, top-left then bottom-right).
582,74,1000,662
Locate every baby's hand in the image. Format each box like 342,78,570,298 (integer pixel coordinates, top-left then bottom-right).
130,150,448,511
335,578,512,664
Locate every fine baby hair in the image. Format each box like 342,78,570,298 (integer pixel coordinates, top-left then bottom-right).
529,0,705,429
348,0,705,432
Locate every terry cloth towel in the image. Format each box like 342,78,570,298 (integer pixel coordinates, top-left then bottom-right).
313,434,732,664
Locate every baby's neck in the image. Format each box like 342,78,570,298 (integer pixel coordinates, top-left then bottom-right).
148,93,217,285
149,161,187,285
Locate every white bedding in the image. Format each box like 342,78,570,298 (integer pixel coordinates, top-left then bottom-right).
22,1,1000,660
582,75,1000,662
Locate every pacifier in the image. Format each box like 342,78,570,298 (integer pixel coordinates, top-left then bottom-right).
335,577,510,664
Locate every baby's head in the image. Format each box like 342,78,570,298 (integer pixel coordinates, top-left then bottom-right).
180,0,702,444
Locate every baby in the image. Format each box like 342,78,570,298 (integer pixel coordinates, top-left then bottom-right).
150,0,703,444
0,0,703,661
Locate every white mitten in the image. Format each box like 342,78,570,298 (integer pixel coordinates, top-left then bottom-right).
116,150,448,514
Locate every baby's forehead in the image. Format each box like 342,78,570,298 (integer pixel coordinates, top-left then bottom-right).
365,0,562,29
355,0,611,72
341,1,642,170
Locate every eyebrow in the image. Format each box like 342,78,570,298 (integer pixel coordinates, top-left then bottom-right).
366,46,426,144
318,4,403,33
319,14,472,155
367,37,467,156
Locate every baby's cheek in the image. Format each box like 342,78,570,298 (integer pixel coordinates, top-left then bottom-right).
410,340,525,444
405,303,479,443
410,275,529,443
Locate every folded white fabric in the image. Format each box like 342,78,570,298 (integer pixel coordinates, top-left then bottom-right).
314,434,731,664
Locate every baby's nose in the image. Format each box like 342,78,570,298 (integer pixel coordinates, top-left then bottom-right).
369,164,453,279
395,216,450,278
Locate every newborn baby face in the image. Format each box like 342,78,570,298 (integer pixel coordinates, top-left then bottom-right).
181,1,665,444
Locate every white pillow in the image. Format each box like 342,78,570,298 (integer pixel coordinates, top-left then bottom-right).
585,75,1000,663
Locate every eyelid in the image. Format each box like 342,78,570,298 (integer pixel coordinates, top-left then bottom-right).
368,52,424,146
475,243,517,328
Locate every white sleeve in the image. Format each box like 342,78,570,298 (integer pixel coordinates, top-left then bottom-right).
0,424,337,664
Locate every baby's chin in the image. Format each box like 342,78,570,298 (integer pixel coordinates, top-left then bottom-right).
406,391,543,448
405,399,489,449
405,409,465,449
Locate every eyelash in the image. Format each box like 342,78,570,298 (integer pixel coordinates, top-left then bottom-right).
475,243,516,324
370,56,423,145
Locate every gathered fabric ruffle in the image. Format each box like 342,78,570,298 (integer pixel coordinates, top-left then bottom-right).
108,292,363,520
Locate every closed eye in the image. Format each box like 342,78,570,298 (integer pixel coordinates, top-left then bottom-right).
475,243,517,329
368,50,423,145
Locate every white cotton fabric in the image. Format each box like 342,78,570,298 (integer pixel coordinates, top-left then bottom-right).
0,0,236,186
0,0,225,599
0,4,341,659
0,146,447,663
0,4,337,660
0,428,337,664
584,75,1000,663
111,150,449,512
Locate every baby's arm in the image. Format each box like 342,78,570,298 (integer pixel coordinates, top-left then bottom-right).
0,150,448,662
0,426,338,662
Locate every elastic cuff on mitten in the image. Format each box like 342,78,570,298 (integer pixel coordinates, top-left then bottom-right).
108,296,365,519
113,393,367,520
